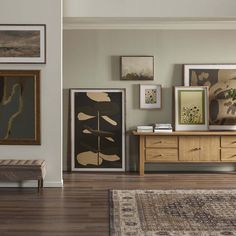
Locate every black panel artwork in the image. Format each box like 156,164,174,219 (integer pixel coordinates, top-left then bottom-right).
71,89,125,171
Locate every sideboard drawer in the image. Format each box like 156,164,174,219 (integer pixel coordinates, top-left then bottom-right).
221,149,236,162
146,149,178,162
146,136,178,148
221,136,236,148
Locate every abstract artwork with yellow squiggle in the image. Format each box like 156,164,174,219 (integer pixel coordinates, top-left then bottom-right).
0,70,40,144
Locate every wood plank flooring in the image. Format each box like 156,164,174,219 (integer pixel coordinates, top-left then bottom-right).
0,172,236,236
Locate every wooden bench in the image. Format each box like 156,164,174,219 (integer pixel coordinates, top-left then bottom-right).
0,160,46,190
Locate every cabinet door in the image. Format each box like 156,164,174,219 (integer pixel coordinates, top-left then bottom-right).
179,136,200,161
199,137,220,161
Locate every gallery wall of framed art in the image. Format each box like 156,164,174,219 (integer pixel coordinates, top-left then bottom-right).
70,88,126,172
0,24,46,145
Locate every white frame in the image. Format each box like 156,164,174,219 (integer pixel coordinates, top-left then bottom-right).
70,89,126,172
140,84,161,109
175,86,209,131
0,24,46,64
184,64,236,130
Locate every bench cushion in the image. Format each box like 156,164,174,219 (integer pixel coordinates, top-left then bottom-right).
0,159,46,181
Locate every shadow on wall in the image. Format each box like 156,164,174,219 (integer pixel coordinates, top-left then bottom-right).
63,88,71,171
171,64,183,87
111,56,120,81
127,132,139,172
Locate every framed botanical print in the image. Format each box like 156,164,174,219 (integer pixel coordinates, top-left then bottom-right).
0,24,46,64
70,88,125,171
140,84,161,109
184,64,236,130
120,56,154,80
174,86,209,131
0,70,40,144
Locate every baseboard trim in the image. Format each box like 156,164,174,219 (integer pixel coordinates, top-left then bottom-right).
0,179,64,188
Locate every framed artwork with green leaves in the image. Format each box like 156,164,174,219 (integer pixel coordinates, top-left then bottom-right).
174,86,209,131
184,64,236,130
70,88,125,171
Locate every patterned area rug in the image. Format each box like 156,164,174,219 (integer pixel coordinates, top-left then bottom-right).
110,189,236,236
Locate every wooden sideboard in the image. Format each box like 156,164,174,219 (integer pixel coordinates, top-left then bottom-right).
133,131,236,176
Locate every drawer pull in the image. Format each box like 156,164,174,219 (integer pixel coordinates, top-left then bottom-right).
153,154,163,158
229,155,236,159
154,141,162,144
232,141,236,144
191,147,201,151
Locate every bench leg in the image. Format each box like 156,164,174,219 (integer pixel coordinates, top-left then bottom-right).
38,178,44,191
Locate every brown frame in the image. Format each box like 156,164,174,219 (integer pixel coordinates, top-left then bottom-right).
120,56,154,80
0,70,40,145
0,24,46,64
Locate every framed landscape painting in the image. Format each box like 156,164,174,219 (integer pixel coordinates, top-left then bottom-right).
70,88,125,171
184,64,236,130
175,86,209,131
0,70,40,144
120,56,154,80
0,24,46,64
140,84,161,109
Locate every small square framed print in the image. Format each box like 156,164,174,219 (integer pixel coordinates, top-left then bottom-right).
174,86,209,131
121,56,154,80
140,84,161,109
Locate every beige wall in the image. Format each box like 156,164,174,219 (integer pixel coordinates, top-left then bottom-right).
63,29,236,171
0,0,63,187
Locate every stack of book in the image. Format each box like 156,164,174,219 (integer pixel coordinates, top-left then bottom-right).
137,126,153,133
154,123,173,132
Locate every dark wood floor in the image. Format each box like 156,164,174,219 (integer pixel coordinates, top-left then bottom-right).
0,172,236,236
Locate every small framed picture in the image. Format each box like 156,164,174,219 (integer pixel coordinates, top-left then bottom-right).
120,56,154,80
174,86,209,131
140,84,161,109
0,24,46,64
184,64,236,130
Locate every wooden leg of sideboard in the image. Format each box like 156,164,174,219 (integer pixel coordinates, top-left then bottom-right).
139,136,145,176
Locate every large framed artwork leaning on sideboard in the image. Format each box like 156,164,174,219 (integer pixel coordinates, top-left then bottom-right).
184,64,236,130
70,88,126,172
174,86,209,131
